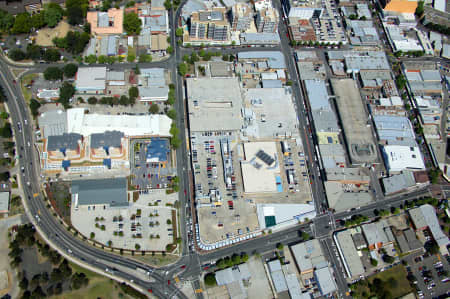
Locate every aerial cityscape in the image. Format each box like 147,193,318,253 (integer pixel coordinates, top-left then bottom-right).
0,0,448,298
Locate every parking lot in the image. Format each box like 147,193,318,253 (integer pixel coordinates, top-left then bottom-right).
193,132,260,244
131,139,175,191
405,251,450,298
193,131,313,244
71,190,178,252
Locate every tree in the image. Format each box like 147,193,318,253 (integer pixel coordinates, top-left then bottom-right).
128,87,139,98
90,232,95,239
44,3,63,27
241,253,249,262
167,46,173,54
149,103,159,114
124,12,142,35
232,254,241,265
29,99,42,117
66,0,88,25
63,63,78,78
0,10,14,32
58,82,75,108
301,231,310,240
415,1,424,16
71,272,89,289
12,13,32,34
276,243,284,250
26,45,44,61
43,48,60,62
370,258,378,266
382,254,395,264
127,53,136,62
166,109,176,119
85,54,97,64
119,95,129,106
44,67,63,81
0,123,12,138
31,286,46,299
139,54,152,62
204,273,217,286
166,219,172,225
9,49,26,61
19,277,28,290
135,243,141,250
178,63,188,76
175,27,183,37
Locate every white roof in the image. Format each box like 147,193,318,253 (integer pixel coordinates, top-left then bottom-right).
75,67,107,91
288,7,319,19
241,142,279,193
66,108,172,137
382,145,425,172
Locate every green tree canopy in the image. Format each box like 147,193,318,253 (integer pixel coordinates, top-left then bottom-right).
44,3,63,27
204,273,217,286
123,12,142,35
128,86,139,98
44,67,63,81
12,13,32,34
149,103,159,114
63,63,78,78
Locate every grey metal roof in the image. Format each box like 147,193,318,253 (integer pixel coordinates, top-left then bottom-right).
38,109,67,138
106,71,125,81
215,268,234,285
138,86,169,99
98,12,109,27
382,171,416,194
304,80,330,111
0,192,9,212
335,230,365,278
47,133,82,151
312,110,339,133
268,260,288,293
240,33,280,44
262,79,282,88
107,35,117,56
290,239,326,272
90,131,124,149
71,178,129,207
314,267,337,295
403,228,422,251
238,51,286,69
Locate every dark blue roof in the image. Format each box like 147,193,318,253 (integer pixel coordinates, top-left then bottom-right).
62,160,71,168
146,138,170,162
103,158,111,169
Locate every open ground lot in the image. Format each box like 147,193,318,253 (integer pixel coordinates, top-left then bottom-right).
35,21,72,47
71,190,178,252
194,131,312,244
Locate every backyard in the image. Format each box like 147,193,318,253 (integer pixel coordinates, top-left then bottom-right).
350,265,413,298
20,74,38,102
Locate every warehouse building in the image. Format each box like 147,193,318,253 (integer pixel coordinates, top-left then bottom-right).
71,178,129,210
334,230,365,279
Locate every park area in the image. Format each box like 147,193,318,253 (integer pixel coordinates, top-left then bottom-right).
350,265,412,298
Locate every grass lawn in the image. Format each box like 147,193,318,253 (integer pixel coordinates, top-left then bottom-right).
50,276,133,299
352,265,412,298
132,253,179,267
51,262,135,299
20,74,38,102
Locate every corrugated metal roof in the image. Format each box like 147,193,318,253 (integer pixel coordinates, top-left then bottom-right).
72,178,129,207
238,51,286,69
47,133,82,151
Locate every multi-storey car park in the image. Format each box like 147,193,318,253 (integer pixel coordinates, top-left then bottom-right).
186,53,315,250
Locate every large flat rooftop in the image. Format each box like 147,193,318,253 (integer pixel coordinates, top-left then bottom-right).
331,79,378,165
186,78,243,132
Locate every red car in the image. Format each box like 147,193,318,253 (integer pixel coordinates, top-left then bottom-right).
180,265,186,269
168,280,171,285
148,289,153,293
